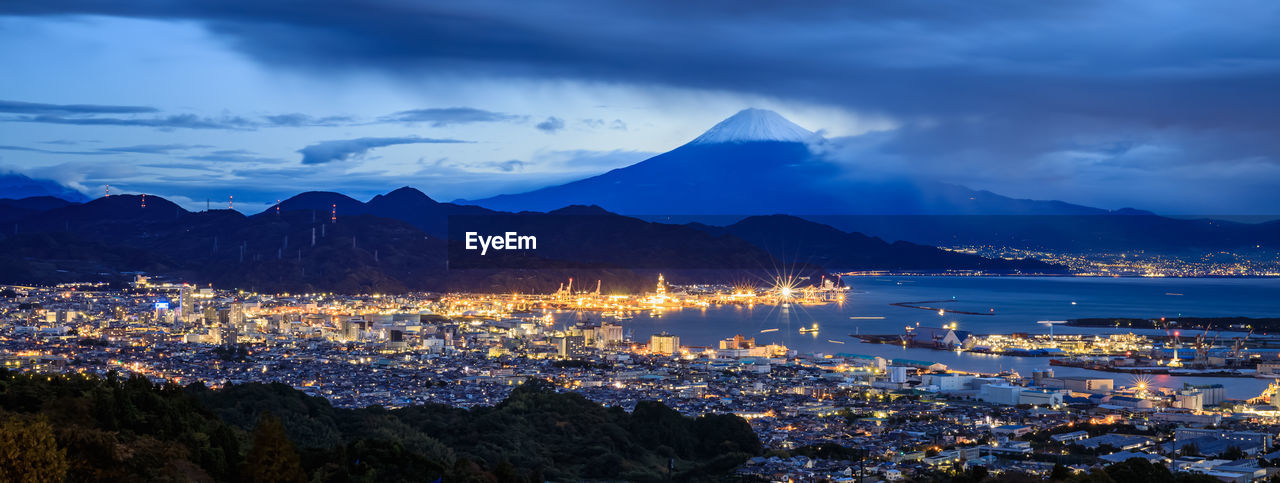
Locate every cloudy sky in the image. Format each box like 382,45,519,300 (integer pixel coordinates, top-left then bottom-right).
2,1,1279,214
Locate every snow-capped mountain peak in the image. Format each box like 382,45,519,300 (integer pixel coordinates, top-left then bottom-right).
689,108,817,145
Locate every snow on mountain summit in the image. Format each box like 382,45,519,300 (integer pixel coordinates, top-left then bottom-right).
689,108,818,145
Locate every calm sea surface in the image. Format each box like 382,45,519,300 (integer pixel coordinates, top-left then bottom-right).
552,276,1280,398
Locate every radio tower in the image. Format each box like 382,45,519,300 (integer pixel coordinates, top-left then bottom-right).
228,195,234,210
276,199,281,215
105,185,110,197
330,203,337,223
140,194,147,208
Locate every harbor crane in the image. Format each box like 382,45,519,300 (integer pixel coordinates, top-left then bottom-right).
1193,327,1219,368
1165,328,1185,367
1229,329,1254,366
1165,328,1183,349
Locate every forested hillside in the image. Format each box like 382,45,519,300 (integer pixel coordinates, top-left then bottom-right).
0,371,760,482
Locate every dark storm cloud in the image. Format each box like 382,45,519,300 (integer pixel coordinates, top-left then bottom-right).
581,119,629,130
0,145,73,154
186,149,285,164
263,113,354,127
811,117,1280,213
99,144,211,154
297,136,467,165
535,116,565,133
15,112,353,130
1,98,361,130
421,157,526,173
41,139,100,145
415,149,652,188
495,160,524,172
6,1,1278,130
12,113,259,130
136,162,221,171
380,107,520,127
0,99,157,115
1,143,209,155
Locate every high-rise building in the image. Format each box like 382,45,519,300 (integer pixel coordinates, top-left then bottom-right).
230,302,245,329
340,318,358,341
223,325,238,345
649,332,680,355
178,284,195,322
557,335,587,358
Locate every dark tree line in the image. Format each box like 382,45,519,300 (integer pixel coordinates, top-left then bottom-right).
0,370,760,482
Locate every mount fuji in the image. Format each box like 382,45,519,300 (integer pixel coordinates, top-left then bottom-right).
463,109,1280,251
687,108,818,145
468,109,1105,216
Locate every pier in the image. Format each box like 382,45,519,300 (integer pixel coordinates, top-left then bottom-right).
889,300,995,316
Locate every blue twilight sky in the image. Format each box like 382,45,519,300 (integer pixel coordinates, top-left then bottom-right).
1,1,1279,214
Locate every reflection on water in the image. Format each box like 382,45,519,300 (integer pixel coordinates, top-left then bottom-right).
552,276,1280,398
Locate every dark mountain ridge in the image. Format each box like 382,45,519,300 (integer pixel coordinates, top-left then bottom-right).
258,187,496,238
0,190,1054,291
0,196,80,223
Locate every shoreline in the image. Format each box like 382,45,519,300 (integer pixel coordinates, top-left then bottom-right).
1066,316,1280,333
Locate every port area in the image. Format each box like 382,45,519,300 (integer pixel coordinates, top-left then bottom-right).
851,328,1280,379
851,332,1145,357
